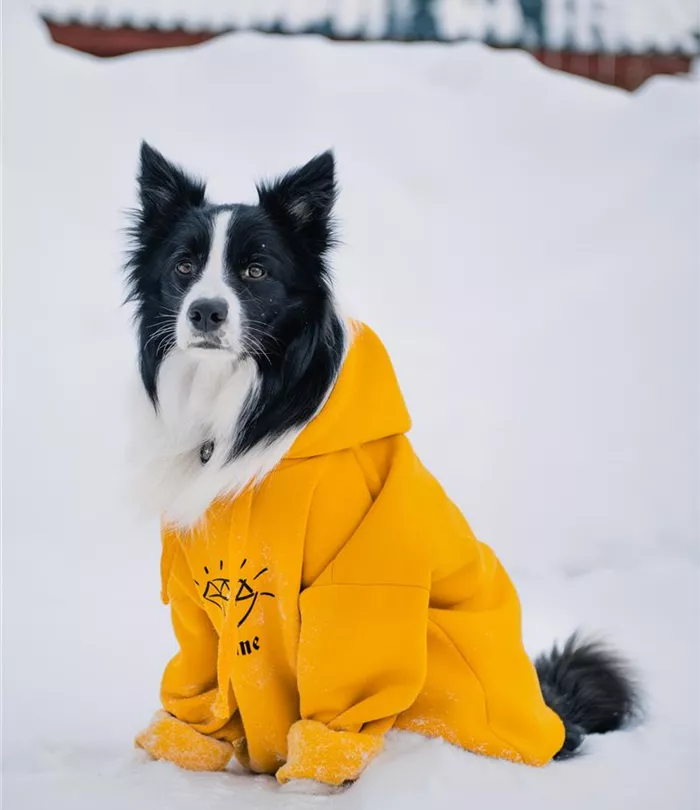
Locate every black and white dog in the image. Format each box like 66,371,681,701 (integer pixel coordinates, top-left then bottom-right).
127,143,346,529
125,143,639,760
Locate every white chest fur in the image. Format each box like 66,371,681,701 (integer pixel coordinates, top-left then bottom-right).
129,350,299,529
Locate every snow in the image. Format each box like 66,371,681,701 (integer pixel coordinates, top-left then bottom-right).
37,0,700,55
2,2,699,808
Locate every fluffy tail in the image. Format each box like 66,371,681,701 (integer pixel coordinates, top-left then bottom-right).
535,633,641,760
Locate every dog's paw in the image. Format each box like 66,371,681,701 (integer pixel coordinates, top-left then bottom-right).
135,711,233,772
277,719,383,786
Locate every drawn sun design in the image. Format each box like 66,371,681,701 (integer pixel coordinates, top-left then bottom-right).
193,560,230,612
235,558,275,627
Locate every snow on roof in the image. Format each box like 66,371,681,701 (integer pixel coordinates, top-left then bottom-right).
38,0,700,54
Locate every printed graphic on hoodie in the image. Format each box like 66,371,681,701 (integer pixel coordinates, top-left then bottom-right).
234,558,275,627
194,560,231,612
194,559,275,627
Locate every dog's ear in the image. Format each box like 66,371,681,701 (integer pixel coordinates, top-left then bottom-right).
257,151,336,253
137,141,206,222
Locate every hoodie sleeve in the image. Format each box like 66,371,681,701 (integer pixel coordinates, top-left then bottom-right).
135,531,243,772
276,582,429,786
277,440,433,785
159,545,223,734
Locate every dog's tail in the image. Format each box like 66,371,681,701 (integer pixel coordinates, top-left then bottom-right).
535,633,641,760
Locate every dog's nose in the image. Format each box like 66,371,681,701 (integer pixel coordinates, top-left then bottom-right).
187,298,229,333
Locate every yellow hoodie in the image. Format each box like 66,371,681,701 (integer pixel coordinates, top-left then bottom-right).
136,323,565,785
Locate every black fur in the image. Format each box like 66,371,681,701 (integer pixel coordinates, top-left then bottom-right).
125,143,211,404
535,633,641,759
125,143,345,457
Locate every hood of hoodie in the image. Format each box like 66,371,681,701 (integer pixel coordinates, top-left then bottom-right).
285,322,412,460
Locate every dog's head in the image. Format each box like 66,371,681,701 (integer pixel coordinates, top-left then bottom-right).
126,143,340,406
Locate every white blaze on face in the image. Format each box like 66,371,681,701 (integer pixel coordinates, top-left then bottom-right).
176,209,244,353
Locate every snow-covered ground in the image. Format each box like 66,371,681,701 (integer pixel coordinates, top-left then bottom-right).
2,2,699,808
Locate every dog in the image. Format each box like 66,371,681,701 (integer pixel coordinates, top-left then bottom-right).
126,143,639,786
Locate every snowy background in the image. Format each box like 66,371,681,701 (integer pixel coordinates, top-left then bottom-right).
37,0,700,53
2,1,699,808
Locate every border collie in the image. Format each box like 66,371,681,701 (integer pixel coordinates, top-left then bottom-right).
125,142,639,766
126,144,346,529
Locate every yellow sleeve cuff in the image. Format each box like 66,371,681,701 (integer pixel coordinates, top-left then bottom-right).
135,711,233,772
276,720,383,786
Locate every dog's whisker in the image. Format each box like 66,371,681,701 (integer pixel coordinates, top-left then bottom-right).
242,334,273,366
144,325,175,350
245,326,282,348
155,334,176,357
145,322,175,337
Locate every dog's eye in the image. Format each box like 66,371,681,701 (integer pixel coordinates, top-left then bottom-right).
176,261,194,276
243,264,266,280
